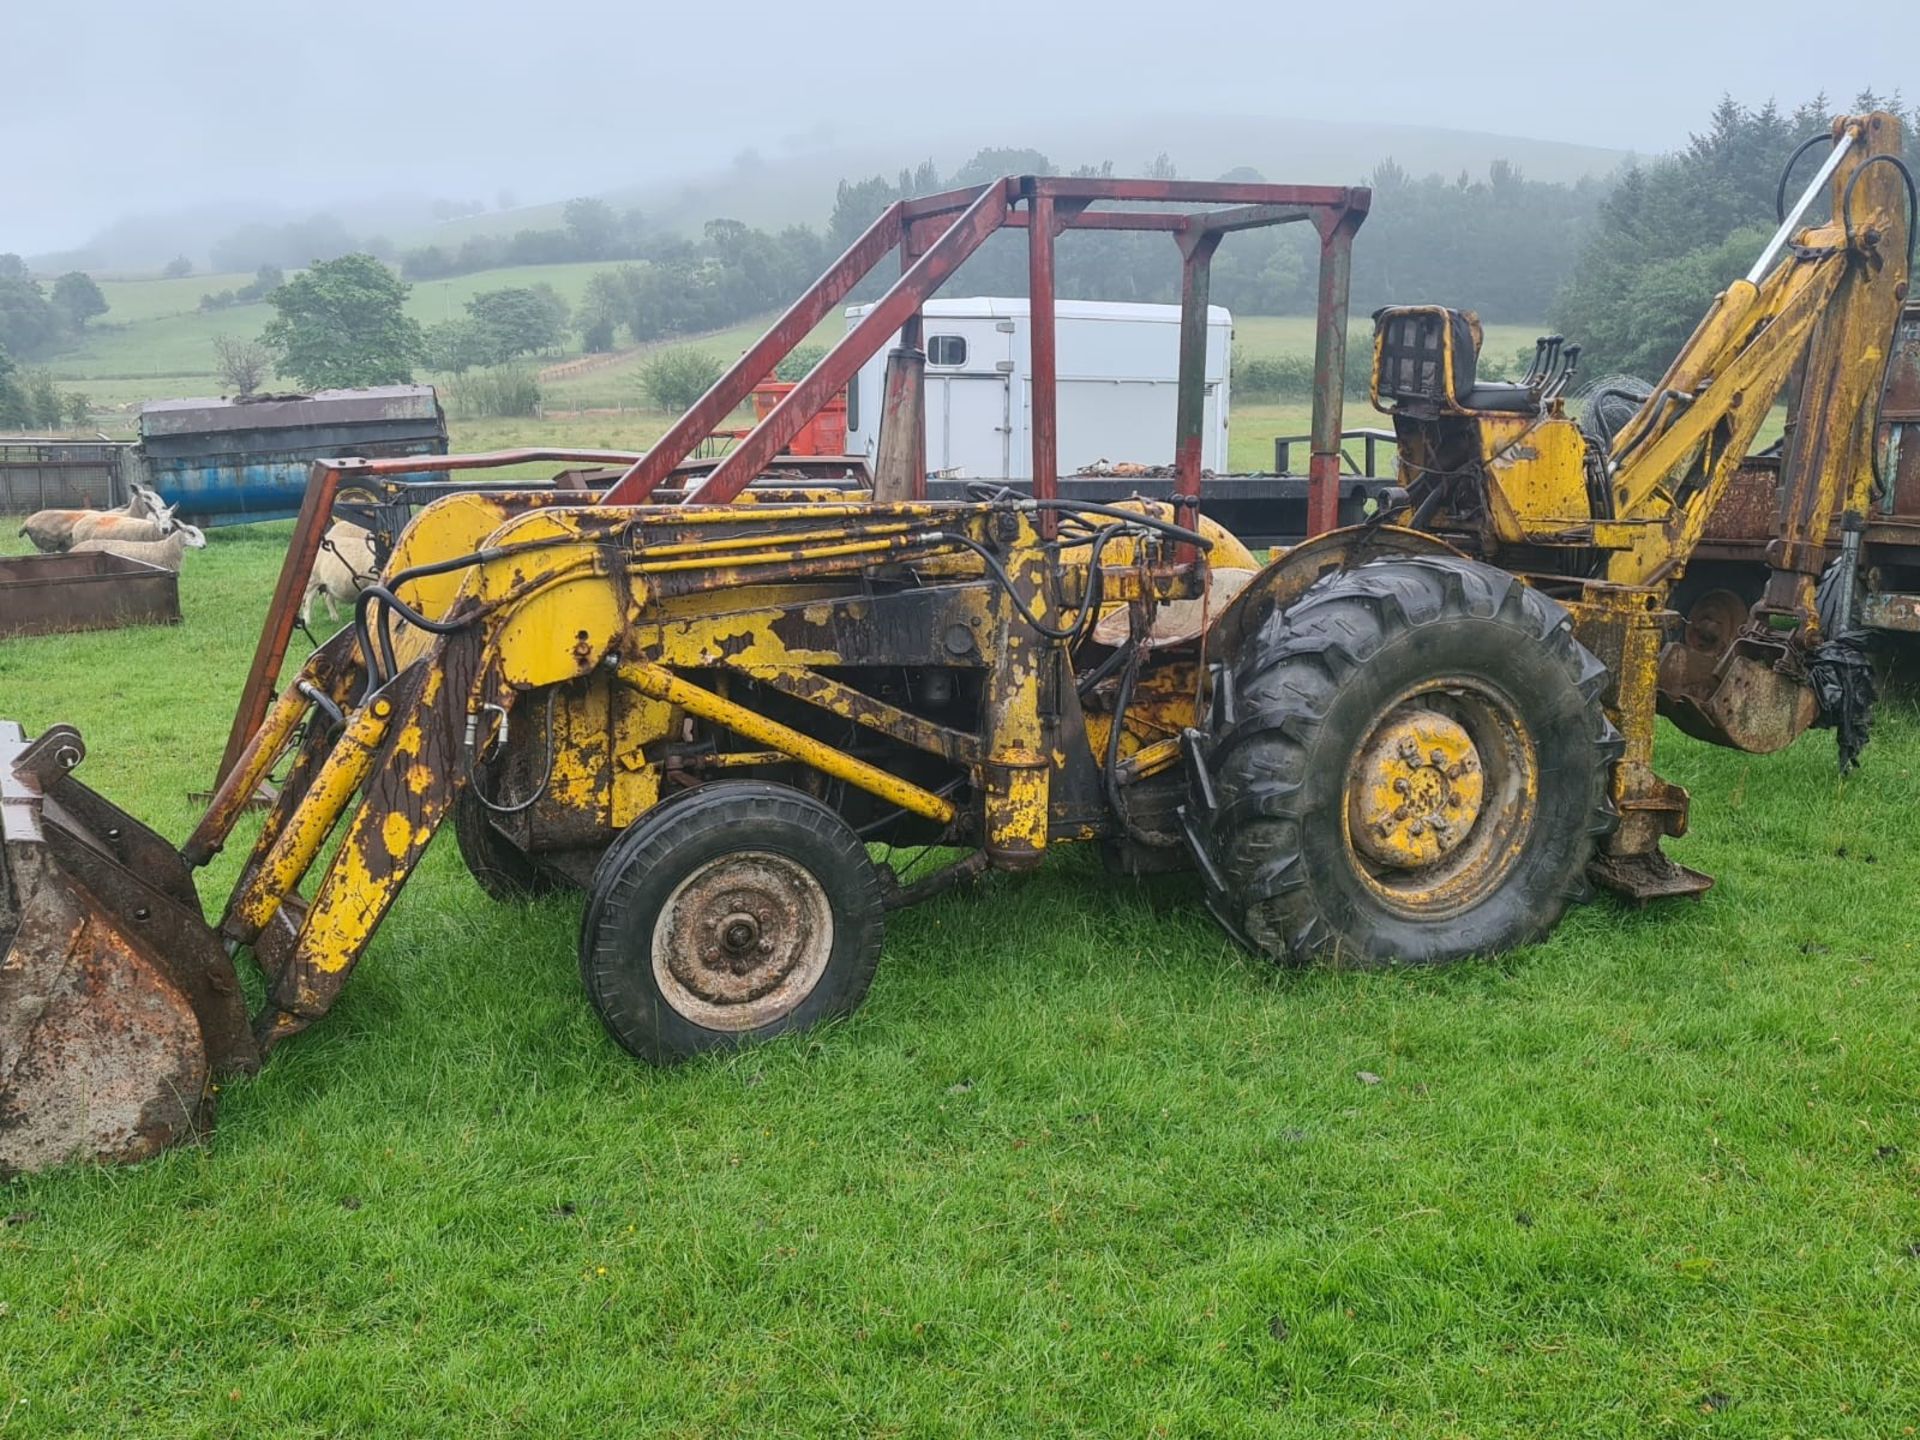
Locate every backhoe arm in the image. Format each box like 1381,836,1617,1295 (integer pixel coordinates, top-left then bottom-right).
1607,111,1912,593
1612,112,1911,759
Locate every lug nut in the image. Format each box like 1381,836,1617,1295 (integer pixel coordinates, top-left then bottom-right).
1393,777,1409,794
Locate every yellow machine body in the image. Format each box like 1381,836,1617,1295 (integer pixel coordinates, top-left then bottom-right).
3,119,1911,1174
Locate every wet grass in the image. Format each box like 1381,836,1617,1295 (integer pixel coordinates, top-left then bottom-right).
3,530,1920,1437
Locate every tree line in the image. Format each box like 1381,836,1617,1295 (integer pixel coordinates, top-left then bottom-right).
17,91,1914,424
1552,92,1914,376
529,96,1911,379
0,256,109,360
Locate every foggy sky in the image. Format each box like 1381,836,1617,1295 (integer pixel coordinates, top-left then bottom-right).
7,0,1917,255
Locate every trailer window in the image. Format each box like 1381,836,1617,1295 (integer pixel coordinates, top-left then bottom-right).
928,335,967,367
846,379,858,433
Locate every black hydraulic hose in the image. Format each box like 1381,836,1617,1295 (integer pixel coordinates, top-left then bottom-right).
1076,635,1136,698
295,681,345,734
1409,479,1448,532
351,533,597,689
1025,497,1214,551
1103,637,1179,849
952,489,1215,551
1777,132,1838,223
923,527,1126,644
465,689,557,815
1840,153,1919,265
379,533,588,595
354,582,470,691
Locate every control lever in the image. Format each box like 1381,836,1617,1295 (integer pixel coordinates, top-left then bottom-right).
1520,336,1552,385
1534,337,1563,393
1545,344,1582,401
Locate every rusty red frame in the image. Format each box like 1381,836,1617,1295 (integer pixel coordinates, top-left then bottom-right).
217,177,1369,786
600,175,1371,545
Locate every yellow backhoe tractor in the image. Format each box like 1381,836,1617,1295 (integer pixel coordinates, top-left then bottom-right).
2,115,1912,1175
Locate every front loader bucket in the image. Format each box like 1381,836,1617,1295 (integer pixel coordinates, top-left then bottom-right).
1,722,256,1177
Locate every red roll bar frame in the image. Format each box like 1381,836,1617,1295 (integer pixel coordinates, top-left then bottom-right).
216,179,1369,788
600,176,1370,542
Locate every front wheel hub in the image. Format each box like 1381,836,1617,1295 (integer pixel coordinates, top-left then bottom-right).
1349,709,1486,869
653,852,834,1027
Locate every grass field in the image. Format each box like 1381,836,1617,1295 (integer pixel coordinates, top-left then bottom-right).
48,264,633,422
2,505,1920,1435
38,258,1545,446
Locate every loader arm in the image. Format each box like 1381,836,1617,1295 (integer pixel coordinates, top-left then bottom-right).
5,173,1370,1174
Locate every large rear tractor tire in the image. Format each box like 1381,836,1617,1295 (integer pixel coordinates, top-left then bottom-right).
1186,555,1619,967
579,781,886,1065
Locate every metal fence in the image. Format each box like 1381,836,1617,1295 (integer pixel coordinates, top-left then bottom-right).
0,440,131,514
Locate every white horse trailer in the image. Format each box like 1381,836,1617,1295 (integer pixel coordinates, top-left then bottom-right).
842,298,1232,480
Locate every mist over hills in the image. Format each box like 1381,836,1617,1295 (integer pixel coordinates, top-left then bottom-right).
27,112,1631,276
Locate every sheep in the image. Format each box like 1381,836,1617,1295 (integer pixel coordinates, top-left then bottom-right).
69,522,207,572
68,503,181,547
302,520,379,626
20,483,169,553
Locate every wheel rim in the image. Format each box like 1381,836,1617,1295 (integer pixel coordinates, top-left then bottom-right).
649,851,835,1031
1342,678,1538,917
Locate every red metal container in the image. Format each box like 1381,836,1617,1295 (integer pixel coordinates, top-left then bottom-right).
750,382,846,456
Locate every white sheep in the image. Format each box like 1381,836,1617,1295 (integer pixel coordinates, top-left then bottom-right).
20,483,169,553
68,503,183,547
302,520,380,626
69,522,208,572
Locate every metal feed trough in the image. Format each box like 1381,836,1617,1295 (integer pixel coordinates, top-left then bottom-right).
138,386,448,526
0,551,181,640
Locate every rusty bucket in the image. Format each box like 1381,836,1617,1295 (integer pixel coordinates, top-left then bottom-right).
0,722,256,1177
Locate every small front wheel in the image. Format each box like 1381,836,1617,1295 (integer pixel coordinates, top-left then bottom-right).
579,781,885,1064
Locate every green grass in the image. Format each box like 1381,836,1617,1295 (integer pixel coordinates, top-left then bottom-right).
94,273,258,323
36,256,1515,445
403,261,620,326
2,524,1920,1436
1233,315,1542,375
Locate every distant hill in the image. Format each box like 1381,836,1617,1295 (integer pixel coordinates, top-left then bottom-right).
33,112,1632,274
421,112,1630,247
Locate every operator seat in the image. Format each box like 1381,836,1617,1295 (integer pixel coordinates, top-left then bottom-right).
1373,306,1539,415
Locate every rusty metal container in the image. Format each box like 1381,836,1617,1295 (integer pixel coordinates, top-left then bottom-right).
138,385,448,526
0,551,182,639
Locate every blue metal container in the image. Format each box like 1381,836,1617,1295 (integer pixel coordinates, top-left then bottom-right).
137,386,448,525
